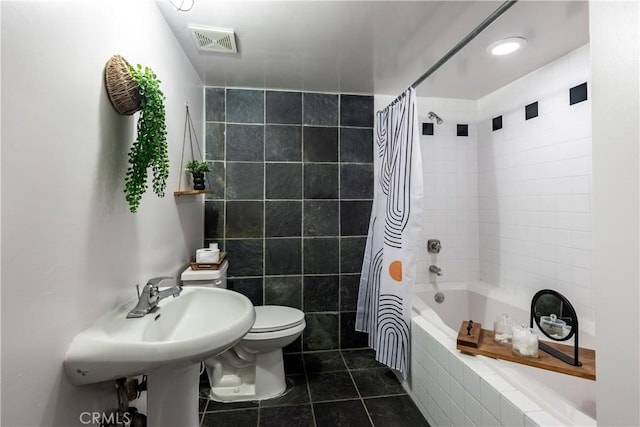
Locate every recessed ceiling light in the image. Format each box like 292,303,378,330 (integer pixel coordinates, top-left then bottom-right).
487,37,527,56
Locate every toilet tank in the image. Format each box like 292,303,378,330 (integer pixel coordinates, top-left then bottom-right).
181,261,228,288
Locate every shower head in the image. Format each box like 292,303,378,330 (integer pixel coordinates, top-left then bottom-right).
427,111,443,125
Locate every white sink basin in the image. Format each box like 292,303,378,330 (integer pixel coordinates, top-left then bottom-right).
64,287,256,386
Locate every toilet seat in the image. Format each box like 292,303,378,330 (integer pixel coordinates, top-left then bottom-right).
249,306,305,333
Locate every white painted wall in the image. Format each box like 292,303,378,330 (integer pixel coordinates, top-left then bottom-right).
1,1,204,425
590,1,640,426
477,45,594,322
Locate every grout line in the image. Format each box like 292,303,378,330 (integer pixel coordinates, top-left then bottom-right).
339,350,376,426
262,90,267,307
302,349,319,427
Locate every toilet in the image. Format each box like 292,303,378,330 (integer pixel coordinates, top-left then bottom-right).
181,262,305,402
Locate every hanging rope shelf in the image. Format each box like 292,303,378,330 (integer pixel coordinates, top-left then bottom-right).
174,103,213,196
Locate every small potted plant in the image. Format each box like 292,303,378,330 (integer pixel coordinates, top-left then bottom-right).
185,160,211,190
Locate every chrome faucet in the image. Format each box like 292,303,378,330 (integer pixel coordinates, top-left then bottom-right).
126,276,182,318
429,265,443,276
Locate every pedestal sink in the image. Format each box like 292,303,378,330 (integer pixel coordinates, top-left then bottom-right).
64,287,255,426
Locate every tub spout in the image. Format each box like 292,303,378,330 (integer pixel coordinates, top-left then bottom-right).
429,265,443,276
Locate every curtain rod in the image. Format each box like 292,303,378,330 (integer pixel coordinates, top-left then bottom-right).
393,0,519,104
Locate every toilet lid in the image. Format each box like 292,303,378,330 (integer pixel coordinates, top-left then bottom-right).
251,306,305,333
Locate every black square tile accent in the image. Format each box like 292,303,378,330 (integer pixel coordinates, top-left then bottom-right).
204,201,224,240
340,164,374,199
303,237,339,274
225,239,264,277
205,87,225,122
340,128,373,163
265,201,302,237
265,238,302,275
307,371,358,401
341,349,385,370
570,82,588,105
266,163,303,199
228,277,264,306
340,274,361,311
422,122,434,136
340,237,366,273
313,400,372,427
340,200,372,236
260,375,311,408
304,92,338,126
260,405,314,427
363,395,429,427
266,91,302,124
303,200,339,236
201,409,258,427
303,127,338,162
226,162,264,200
526,101,539,120
303,351,347,373
340,95,374,128
226,89,264,123
303,164,338,199
457,124,469,137
265,125,302,161
225,201,264,238
206,122,225,160
351,368,405,397
204,162,225,200
303,275,339,312
492,115,503,131
303,313,339,351
340,312,368,349
265,276,302,309
226,124,264,161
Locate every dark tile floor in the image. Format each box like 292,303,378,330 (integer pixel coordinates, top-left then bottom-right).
199,349,429,427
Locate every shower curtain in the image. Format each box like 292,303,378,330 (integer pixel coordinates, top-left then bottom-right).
355,88,423,378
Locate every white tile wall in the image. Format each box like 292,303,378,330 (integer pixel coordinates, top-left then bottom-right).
407,44,593,427
417,97,480,284
416,47,593,326
476,45,593,322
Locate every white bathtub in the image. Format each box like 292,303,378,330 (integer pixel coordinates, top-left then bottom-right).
404,281,596,427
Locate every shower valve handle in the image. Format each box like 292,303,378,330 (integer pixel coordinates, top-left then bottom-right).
428,239,441,254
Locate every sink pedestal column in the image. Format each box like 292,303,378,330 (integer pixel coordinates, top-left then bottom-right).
147,363,200,427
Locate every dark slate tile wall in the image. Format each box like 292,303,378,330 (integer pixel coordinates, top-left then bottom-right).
204,88,373,352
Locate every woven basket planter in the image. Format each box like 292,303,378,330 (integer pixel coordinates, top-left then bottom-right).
104,55,142,115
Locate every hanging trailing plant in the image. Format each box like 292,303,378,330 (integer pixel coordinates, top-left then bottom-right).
124,64,169,213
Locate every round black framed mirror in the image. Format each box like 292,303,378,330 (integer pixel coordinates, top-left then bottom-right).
531,289,576,341
530,289,581,366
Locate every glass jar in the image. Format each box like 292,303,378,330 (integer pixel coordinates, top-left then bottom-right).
511,325,539,358
493,314,513,345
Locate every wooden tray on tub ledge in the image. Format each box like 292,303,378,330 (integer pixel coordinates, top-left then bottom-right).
455,320,596,381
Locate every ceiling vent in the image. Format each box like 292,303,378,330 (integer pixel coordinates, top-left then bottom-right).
188,25,238,54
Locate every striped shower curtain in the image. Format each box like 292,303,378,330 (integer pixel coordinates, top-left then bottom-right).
355,88,423,378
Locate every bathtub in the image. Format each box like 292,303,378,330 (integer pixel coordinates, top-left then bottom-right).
404,282,596,427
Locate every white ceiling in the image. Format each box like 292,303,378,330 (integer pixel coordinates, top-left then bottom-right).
157,1,589,99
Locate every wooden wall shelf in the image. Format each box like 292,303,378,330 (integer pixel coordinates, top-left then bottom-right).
173,190,212,196
456,322,595,381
